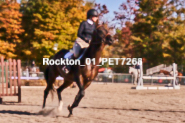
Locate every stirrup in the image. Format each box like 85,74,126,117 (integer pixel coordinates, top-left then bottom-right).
62,66,69,74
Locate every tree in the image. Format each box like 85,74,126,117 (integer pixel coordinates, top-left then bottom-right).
0,1,24,58
20,0,93,65
94,3,109,25
103,0,138,72
112,0,139,58
162,0,185,65
131,0,185,67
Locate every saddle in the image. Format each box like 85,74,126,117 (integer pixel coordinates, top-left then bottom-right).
62,49,87,74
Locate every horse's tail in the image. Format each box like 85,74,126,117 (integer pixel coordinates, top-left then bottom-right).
44,66,49,83
44,66,55,101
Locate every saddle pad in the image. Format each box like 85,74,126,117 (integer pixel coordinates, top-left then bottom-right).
76,37,89,48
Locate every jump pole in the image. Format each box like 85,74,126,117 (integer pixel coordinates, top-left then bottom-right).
136,61,180,90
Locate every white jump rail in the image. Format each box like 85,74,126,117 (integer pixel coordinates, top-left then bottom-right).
146,64,165,75
136,62,180,90
160,64,177,72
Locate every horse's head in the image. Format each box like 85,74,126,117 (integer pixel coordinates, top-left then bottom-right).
91,24,114,45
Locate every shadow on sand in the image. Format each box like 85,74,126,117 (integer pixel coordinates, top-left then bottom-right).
1,101,55,108
0,110,36,115
80,106,185,113
0,108,65,118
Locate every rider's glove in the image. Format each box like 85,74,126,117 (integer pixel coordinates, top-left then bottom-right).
84,38,91,43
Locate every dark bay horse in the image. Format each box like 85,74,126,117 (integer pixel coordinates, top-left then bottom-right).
42,25,114,117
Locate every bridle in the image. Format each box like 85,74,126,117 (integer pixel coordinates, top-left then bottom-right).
90,25,111,45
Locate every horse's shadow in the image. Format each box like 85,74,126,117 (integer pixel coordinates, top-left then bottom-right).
0,102,63,117
80,106,185,113
0,109,69,118
1,101,55,107
0,110,35,115
1,102,184,116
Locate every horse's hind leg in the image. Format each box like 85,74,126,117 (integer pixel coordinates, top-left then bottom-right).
42,67,57,108
43,86,50,108
57,79,73,111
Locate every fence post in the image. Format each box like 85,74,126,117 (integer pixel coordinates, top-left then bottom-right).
18,59,21,103
5,62,8,96
9,59,12,95
0,57,3,103
112,73,114,83
1,57,4,97
13,60,16,94
26,68,29,80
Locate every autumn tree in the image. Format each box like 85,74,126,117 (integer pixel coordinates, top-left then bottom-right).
20,0,93,65
109,0,185,72
101,0,138,72
131,0,185,67
0,1,24,58
162,0,185,66
94,3,109,25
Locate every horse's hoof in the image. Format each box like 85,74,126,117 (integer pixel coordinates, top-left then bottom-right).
67,105,73,116
68,113,73,117
58,101,63,111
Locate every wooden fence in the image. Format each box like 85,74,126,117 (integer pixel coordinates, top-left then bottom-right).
0,56,21,103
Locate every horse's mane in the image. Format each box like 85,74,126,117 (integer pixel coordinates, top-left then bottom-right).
80,24,109,62
95,24,109,35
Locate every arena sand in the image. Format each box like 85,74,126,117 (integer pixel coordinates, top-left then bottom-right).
0,83,185,123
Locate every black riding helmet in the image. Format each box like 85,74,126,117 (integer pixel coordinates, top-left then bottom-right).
87,9,98,19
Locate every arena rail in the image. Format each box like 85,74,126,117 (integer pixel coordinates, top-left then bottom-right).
0,56,21,104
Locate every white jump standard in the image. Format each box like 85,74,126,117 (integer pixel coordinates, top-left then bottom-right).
136,62,180,90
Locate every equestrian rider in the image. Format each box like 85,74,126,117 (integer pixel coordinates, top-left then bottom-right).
62,9,99,73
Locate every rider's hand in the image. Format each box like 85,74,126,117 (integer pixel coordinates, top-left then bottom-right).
87,39,91,43
85,38,91,43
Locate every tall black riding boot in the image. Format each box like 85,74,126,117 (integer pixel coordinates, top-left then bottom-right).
62,55,76,74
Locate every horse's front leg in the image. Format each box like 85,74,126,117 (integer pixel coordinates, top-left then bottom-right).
68,67,84,117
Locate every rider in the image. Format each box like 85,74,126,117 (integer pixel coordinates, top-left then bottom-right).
62,9,99,73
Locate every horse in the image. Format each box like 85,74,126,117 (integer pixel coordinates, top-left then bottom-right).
159,70,180,85
159,70,171,75
129,67,140,85
42,24,114,117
